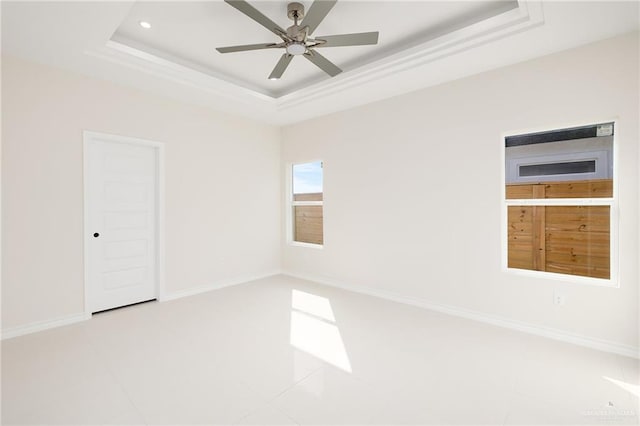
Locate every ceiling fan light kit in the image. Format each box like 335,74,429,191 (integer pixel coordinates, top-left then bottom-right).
286,43,306,56
216,0,379,80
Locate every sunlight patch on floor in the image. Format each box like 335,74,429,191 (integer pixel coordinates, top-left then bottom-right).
290,290,351,373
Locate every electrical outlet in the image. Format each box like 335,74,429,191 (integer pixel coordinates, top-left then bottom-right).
553,291,566,306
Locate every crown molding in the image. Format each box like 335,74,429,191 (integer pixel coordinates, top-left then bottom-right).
276,1,544,110
84,1,543,116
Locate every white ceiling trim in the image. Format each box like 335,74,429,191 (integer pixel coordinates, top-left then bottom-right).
83,1,543,115
85,40,273,107
276,1,544,111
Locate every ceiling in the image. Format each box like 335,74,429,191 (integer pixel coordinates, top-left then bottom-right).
2,1,639,125
112,1,518,97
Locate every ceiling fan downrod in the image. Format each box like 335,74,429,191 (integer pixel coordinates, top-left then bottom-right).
286,2,308,48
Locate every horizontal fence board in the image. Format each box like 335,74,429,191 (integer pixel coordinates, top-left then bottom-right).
508,259,534,270
296,226,323,234
509,241,535,252
544,180,612,198
294,220,322,229
508,222,533,234
508,206,533,220
294,193,323,202
294,232,323,245
546,264,610,279
545,223,610,233
545,242,610,257
546,231,610,245
545,205,610,216
508,249,534,259
295,209,323,218
508,233,533,243
508,235,533,243
506,185,534,199
506,179,612,199
546,252,610,268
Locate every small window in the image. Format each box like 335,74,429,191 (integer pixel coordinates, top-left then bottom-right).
519,160,596,177
291,161,323,245
505,123,615,282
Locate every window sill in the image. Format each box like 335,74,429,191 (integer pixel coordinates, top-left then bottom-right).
504,266,618,288
289,241,324,250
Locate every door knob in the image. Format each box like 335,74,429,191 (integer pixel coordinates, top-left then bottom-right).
93,233,100,238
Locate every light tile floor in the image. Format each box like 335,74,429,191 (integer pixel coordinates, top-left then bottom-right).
2,275,638,425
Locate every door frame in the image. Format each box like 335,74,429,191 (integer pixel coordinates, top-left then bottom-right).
83,130,166,315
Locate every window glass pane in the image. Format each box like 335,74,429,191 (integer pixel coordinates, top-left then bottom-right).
505,123,613,281
293,161,323,195
294,205,323,245
505,180,613,199
519,160,596,177
292,161,323,245
507,205,610,279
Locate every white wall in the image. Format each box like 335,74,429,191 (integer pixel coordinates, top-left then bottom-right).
3,32,638,352
281,33,639,351
1,55,282,330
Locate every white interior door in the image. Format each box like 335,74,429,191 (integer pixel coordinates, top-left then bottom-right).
85,134,158,313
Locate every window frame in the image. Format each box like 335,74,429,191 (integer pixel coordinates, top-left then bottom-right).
501,120,619,288
286,160,324,249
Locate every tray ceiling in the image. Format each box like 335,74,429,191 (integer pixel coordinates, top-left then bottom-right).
111,1,518,97
2,1,639,125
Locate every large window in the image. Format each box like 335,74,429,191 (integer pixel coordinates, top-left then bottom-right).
504,122,615,283
291,161,323,246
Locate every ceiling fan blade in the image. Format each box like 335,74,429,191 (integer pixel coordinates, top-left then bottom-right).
269,54,294,80
304,50,342,77
216,43,280,54
314,32,379,48
300,0,337,35
224,0,286,37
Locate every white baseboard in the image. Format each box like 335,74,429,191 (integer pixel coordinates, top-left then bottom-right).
2,271,281,340
159,270,282,302
1,312,91,341
283,270,639,359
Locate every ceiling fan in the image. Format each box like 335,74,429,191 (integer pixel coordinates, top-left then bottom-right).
216,0,379,80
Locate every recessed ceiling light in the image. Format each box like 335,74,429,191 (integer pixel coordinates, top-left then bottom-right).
139,21,152,29
268,77,279,81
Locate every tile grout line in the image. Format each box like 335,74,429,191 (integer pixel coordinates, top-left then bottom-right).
230,356,324,424
266,365,325,403
501,346,527,426
80,324,150,425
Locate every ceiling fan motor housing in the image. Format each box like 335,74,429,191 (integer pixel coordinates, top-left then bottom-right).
287,2,305,21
